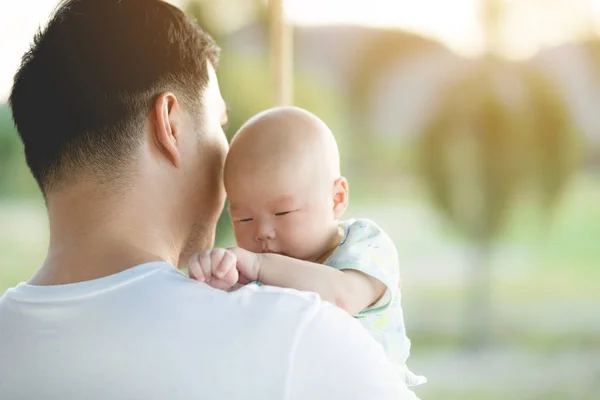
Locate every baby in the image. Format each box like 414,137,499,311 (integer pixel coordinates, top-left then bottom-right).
188,106,425,387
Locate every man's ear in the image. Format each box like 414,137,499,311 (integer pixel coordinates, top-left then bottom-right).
152,92,182,168
332,177,349,219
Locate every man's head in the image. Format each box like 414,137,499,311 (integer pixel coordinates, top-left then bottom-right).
225,106,348,262
10,0,229,259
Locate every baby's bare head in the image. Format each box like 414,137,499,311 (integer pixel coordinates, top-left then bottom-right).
225,106,340,192
224,106,347,260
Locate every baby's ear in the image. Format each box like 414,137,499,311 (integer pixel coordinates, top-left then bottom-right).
332,177,349,219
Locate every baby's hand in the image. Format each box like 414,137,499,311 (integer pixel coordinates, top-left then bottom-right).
227,247,261,284
188,248,239,290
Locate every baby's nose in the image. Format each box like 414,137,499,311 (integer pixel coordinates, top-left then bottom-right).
255,222,276,241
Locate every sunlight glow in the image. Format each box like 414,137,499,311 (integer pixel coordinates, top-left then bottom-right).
285,0,484,57
1,0,600,100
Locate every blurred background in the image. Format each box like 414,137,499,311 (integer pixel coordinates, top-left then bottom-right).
1,0,599,398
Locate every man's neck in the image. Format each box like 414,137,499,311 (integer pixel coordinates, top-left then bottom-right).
30,184,183,286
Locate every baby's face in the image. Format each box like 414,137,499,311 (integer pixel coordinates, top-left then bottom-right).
227,169,338,262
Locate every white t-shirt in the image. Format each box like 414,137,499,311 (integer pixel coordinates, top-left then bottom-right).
0,261,417,400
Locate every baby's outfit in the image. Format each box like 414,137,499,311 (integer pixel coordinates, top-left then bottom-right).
324,218,426,387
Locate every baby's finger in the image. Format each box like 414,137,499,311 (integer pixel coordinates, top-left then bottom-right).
188,252,205,281
209,248,226,274
198,250,213,282
215,250,236,279
209,277,236,291
221,264,239,287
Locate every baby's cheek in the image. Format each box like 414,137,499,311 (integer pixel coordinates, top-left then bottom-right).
285,219,312,241
290,223,322,253
233,227,253,249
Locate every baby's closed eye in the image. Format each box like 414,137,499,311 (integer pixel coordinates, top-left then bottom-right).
274,209,298,217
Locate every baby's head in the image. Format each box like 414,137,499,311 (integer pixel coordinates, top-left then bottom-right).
225,106,348,262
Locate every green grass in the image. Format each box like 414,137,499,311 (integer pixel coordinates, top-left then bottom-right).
0,199,47,293
417,389,600,400
504,175,600,270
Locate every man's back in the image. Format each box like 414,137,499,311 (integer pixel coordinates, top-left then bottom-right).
0,262,411,399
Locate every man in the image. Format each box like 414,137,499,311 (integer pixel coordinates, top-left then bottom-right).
0,0,416,399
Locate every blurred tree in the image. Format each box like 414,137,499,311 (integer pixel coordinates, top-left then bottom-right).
349,30,443,117
0,105,19,196
0,104,40,199
346,30,443,185
418,58,578,348
414,0,579,349
579,39,600,170
185,0,268,43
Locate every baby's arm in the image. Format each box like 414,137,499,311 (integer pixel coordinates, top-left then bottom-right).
186,246,385,313
257,253,386,315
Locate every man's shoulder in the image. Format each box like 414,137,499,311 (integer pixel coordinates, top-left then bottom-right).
213,283,326,317
159,266,322,305
153,267,327,325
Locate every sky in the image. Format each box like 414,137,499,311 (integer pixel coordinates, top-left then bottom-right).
0,0,599,101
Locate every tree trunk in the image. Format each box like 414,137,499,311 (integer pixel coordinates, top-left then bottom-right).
463,239,493,349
